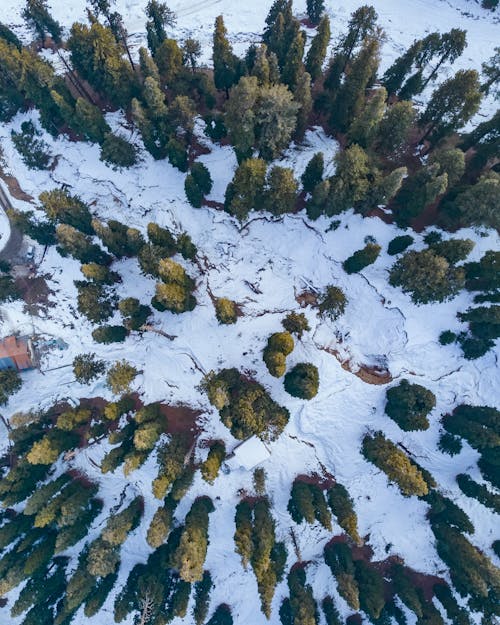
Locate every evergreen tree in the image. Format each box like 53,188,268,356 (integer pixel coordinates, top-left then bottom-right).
92,324,128,344
318,285,347,320
193,570,212,625
385,379,436,431
481,46,500,98
119,297,151,331
453,172,500,230
173,497,214,582
326,144,371,215
301,153,324,194
331,34,381,132
106,360,138,395
389,248,465,304
284,363,319,399
420,29,467,91
155,38,183,84
281,26,306,89
293,68,313,139
39,189,93,234
0,369,22,405
100,133,137,169
224,158,267,221
392,163,448,226
225,75,259,160
215,297,237,324
348,87,387,148
264,166,298,215
145,0,176,54
382,39,423,95
327,483,361,545
234,500,253,569
420,70,482,143
354,559,385,619
22,0,63,44
362,432,429,496
305,15,330,81
306,0,325,25
201,441,226,483
213,16,240,95
257,83,300,159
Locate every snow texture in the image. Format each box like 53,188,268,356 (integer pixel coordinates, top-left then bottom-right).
0,1,498,625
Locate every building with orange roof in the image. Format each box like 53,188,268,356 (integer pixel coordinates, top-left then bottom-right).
0,336,34,371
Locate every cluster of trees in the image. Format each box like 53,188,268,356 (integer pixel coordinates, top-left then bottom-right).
203,368,289,440
439,250,500,359
287,478,331,530
384,379,436,431
224,159,299,222
234,498,287,617
442,404,499,489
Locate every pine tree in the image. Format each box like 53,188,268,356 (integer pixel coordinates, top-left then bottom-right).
293,68,313,139
347,87,387,148
481,46,500,98
155,38,183,84
327,483,361,544
213,16,239,95
263,166,298,215
420,29,467,91
385,379,435,431
22,0,63,44
382,39,423,95
281,26,306,89
145,0,176,54
100,133,138,169
376,100,416,158
420,70,482,143
173,497,214,582
201,441,226,483
306,0,325,25
338,4,378,73
225,75,259,160
256,83,299,159
224,158,267,221
392,162,448,226
305,15,331,81
193,571,212,625
234,501,254,568
106,360,138,395
331,34,381,132
39,189,93,234
0,369,22,405
182,37,202,71
327,144,371,215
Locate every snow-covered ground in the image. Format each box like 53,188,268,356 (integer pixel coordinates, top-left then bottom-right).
0,1,499,624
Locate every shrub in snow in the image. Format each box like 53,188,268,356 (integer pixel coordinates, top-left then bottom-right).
100,133,137,169
0,369,22,405
92,325,128,344
343,243,381,274
282,312,310,338
387,234,413,256
263,331,294,377
318,285,347,320
385,379,435,431
284,363,319,400
215,297,237,324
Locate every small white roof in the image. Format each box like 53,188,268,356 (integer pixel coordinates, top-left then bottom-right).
226,436,271,471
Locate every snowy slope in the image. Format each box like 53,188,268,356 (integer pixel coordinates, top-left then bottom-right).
0,2,499,625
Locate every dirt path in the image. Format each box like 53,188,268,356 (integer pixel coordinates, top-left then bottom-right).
0,180,24,263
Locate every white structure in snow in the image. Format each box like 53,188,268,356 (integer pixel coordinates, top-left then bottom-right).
226,436,271,471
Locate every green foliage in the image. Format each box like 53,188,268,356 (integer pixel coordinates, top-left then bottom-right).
185,174,204,208
102,496,143,546
282,312,310,338
153,258,196,314
193,570,212,625
11,120,52,169
173,497,214,582
234,500,253,568
301,153,324,194
389,249,465,304
392,563,423,617
284,363,319,400
203,368,290,440
376,100,416,158
92,219,144,258
213,15,240,93
324,541,360,610
92,324,128,344
343,242,381,274
327,482,361,545
456,473,500,513
207,604,234,625
253,467,267,496
100,133,137,169
429,148,465,187
355,559,385,619
387,235,414,256
75,280,116,323
442,404,500,451
81,262,120,285
286,566,318,625
215,297,237,324
56,224,110,265
201,441,226,483
224,158,267,221
0,368,22,405
385,379,435,431
27,430,78,465
152,434,189,498
264,166,298,215
362,432,429,496
147,497,177,548
119,297,151,331
438,431,462,456
263,331,294,377
429,239,474,264
106,360,138,395
322,596,342,625
420,69,482,142
439,330,457,345
392,163,448,226
39,188,93,234
433,583,472,625
305,15,330,81
288,479,331,530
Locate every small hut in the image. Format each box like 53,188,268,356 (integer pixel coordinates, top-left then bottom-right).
0,336,34,371
226,436,271,471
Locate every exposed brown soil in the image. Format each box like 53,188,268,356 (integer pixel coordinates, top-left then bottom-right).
322,346,393,385
159,403,202,446
0,168,34,203
294,471,336,489
16,274,54,315
296,289,319,308
204,198,224,210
